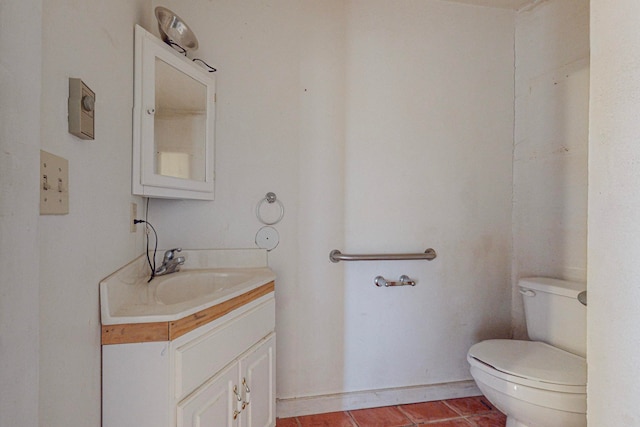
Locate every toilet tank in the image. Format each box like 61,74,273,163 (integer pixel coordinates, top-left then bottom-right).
519,277,587,357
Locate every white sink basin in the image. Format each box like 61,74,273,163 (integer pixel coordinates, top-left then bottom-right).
153,269,254,305
100,249,275,325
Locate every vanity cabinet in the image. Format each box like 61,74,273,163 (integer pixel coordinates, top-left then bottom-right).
102,288,275,427
178,335,275,427
132,24,216,200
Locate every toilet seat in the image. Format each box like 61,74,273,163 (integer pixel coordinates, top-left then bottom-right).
468,339,586,393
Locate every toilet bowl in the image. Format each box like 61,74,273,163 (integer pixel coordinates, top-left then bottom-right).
468,339,586,427
467,278,587,427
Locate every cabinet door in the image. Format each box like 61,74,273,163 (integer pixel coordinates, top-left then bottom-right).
239,334,275,427
178,363,240,427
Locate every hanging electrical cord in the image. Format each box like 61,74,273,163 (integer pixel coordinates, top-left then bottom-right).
133,218,158,282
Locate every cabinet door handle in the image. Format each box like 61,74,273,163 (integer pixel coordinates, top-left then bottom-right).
233,385,243,419
242,377,251,406
233,385,242,402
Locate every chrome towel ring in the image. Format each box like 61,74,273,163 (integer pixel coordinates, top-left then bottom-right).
256,192,284,225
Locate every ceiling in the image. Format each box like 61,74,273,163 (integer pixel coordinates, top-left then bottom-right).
443,0,539,10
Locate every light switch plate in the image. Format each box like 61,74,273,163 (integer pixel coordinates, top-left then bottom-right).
40,150,69,215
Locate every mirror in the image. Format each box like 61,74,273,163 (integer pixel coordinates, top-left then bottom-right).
154,58,207,181
132,25,215,200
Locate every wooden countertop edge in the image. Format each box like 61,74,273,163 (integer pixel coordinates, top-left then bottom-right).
101,281,275,345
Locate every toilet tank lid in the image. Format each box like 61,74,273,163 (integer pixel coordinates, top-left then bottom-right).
468,339,586,386
519,277,585,298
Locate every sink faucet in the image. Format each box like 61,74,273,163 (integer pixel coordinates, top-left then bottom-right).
155,248,185,276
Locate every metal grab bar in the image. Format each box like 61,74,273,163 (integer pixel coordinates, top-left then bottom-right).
329,248,437,263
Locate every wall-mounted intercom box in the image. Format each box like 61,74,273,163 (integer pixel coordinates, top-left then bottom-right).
68,78,95,140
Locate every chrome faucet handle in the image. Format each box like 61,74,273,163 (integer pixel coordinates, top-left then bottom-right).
163,248,182,262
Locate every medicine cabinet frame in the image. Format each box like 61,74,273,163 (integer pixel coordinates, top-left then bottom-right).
132,24,216,200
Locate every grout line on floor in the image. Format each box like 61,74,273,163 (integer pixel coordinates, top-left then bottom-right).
345,410,359,427
279,397,505,427
441,400,462,416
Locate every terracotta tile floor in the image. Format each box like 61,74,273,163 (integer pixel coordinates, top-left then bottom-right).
276,396,506,427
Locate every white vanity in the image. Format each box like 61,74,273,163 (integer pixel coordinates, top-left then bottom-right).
101,249,276,427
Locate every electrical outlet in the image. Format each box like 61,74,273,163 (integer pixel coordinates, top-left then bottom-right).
40,150,69,215
130,202,138,233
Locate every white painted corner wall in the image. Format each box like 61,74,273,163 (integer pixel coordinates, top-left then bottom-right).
588,0,640,424
512,0,589,338
37,0,150,425
0,1,42,426
340,0,514,397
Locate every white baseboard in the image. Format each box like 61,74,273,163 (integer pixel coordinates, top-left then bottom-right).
276,380,481,418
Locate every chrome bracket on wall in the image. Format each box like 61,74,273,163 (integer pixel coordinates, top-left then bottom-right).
374,275,416,287
578,290,587,306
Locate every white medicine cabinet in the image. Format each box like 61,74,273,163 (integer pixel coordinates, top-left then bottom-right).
132,25,216,200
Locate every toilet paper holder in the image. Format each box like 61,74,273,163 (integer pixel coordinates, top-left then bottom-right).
374,275,416,287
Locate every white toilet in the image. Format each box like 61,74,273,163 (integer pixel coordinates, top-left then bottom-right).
467,277,587,427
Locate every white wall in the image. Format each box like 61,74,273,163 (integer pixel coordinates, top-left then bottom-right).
340,0,514,395
0,1,42,426
512,0,589,338
148,0,514,414
589,0,640,424
37,1,149,425
146,0,347,405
